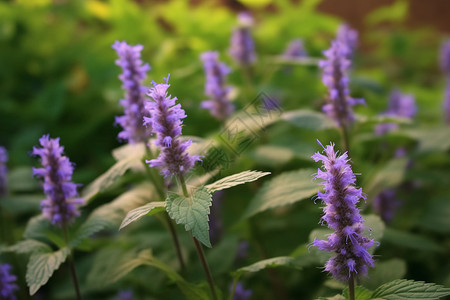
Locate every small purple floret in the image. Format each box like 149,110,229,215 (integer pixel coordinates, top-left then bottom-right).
32,134,83,227
230,282,252,300
0,146,8,197
440,40,450,74
229,12,256,66
444,79,450,124
112,41,152,144
372,189,400,224
144,75,201,177
282,39,307,59
311,141,374,281
200,51,235,120
336,24,358,59
319,40,364,127
0,264,19,300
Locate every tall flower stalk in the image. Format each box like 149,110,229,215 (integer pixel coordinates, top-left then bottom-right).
32,134,83,300
319,40,364,152
112,41,152,144
311,141,375,299
440,40,450,124
0,263,18,300
144,76,217,299
336,24,358,60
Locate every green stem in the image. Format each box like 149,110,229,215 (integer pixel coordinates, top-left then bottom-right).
178,175,217,300
144,145,186,272
228,276,239,300
349,273,355,300
62,226,82,300
341,125,351,155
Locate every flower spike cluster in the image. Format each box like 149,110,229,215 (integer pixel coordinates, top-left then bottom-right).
319,40,365,127
444,79,450,124
200,51,235,120
32,134,84,227
0,146,8,197
144,75,201,177
112,41,152,144
311,141,374,281
440,41,450,123
0,264,18,300
336,24,358,60
229,12,256,66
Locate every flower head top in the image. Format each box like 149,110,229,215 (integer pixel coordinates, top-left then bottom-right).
282,39,307,59
375,89,417,135
229,12,256,66
319,41,365,127
0,146,8,197
112,41,152,144
440,40,450,74
200,51,235,120
0,263,18,300
311,140,374,281
32,134,84,227
144,75,201,177
336,24,358,59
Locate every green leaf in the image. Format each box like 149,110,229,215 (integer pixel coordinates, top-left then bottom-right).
382,228,444,252
119,201,166,230
71,183,154,248
8,167,39,192
232,256,302,277
360,258,407,290
316,295,346,300
400,127,450,154
26,247,71,295
205,170,270,193
417,197,450,234
242,169,317,218
372,279,450,299
166,187,213,247
343,286,373,300
82,152,144,202
8,240,51,254
282,109,336,130
364,158,408,198
24,216,65,248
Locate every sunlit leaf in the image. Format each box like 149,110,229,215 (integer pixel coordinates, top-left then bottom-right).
205,170,270,194
119,201,166,230
372,279,450,299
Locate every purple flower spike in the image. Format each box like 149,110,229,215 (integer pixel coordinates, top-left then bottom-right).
319,41,365,127
144,75,201,177
282,39,307,59
0,264,19,300
372,189,400,224
229,12,256,66
375,89,417,135
112,41,152,144
440,40,450,74
311,141,374,281
0,146,8,197
200,51,235,120
336,24,358,59
32,134,84,227
230,282,252,300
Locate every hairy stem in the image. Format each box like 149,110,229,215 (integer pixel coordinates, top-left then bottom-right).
62,226,82,300
178,175,217,300
348,273,355,300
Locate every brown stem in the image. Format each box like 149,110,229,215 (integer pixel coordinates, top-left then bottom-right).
192,234,218,300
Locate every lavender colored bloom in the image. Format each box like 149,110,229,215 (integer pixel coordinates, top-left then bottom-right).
311,141,374,281
372,189,400,224
439,40,450,74
235,241,249,261
32,134,83,227
282,39,307,59
0,146,8,197
200,51,235,120
229,12,256,65
116,289,133,300
230,282,252,300
112,41,152,144
319,41,365,127
0,264,19,300
209,190,225,245
336,24,358,59
375,89,416,135
144,75,201,177
444,79,450,124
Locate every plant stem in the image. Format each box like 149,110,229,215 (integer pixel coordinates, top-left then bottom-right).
62,226,82,300
144,146,186,272
228,277,239,300
348,273,355,300
178,174,217,300
341,125,351,155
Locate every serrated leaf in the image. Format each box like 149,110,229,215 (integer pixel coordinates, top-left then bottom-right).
205,170,270,193
71,183,154,248
8,240,51,254
166,187,213,247
82,154,144,202
232,256,302,277
343,286,373,300
372,279,450,299
360,258,407,290
242,169,317,218
26,247,71,295
282,109,336,130
119,201,166,230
